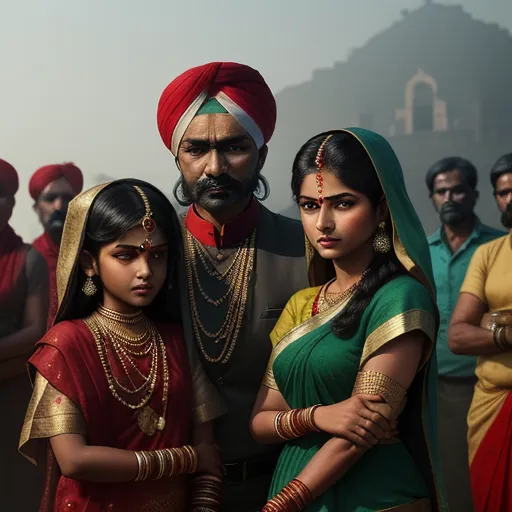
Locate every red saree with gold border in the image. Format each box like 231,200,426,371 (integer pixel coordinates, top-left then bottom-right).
470,391,512,512
20,319,193,511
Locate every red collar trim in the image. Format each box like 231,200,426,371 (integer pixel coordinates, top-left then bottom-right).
185,199,260,248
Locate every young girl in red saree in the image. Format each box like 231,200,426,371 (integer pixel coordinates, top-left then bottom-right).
19,179,224,511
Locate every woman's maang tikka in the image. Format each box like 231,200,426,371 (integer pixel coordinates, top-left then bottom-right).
314,134,333,204
133,185,156,251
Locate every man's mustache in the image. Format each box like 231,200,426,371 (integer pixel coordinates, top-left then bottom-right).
47,209,67,228
440,201,463,213
194,175,243,196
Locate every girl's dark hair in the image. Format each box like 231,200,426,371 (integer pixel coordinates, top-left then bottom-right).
292,130,405,339
62,180,181,323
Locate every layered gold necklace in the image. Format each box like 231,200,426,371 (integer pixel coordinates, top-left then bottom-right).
184,229,256,364
316,270,370,314
84,305,170,436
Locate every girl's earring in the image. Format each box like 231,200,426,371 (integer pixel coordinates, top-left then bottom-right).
82,275,98,297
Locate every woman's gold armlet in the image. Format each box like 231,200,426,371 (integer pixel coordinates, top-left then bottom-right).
352,370,407,412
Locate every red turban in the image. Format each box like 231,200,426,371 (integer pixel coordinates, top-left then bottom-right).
29,163,84,201
0,159,19,196
157,62,277,155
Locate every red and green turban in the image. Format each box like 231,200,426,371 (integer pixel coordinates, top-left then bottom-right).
157,62,277,155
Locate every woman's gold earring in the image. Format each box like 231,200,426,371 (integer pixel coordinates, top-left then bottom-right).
373,221,391,254
82,276,98,297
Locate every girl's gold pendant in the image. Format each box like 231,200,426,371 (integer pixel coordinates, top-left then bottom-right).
137,406,159,436
137,406,166,435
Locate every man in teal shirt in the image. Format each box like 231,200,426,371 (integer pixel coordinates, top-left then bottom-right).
427,156,504,512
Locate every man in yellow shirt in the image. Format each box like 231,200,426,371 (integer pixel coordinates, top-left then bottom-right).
448,152,512,512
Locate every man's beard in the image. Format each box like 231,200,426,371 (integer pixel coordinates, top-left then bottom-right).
439,201,473,226
501,203,512,229
180,172,260,214
44,209,67,235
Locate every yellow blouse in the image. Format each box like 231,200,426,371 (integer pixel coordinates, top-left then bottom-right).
269,287,321,348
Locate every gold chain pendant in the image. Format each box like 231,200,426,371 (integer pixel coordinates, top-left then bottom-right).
137,405,160,436
84,312,170,436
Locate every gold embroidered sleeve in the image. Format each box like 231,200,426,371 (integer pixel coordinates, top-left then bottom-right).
360,309,435,369
19,372,87,465
352,370,407,413
262,353,279,390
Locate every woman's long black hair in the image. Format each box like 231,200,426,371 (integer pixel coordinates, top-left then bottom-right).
56,179,181,324
292,130,405,339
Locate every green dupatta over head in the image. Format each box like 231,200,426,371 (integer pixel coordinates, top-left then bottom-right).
346,128,445,510
272,128,447,511
306,128,435,297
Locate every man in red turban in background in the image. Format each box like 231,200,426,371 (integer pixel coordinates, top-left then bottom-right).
0,159,48,511
157,62,307,511
29,163,83,327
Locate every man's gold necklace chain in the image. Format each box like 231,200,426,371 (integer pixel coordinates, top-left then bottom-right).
184,230,256,364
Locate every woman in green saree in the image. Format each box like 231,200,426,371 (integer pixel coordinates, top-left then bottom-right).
251,128,447,511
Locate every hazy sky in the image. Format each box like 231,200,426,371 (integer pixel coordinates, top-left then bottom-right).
1,0,511,240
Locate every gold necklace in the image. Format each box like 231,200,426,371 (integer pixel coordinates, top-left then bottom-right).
86,313,158,404
189,254,233,306
97,314,152,347
84,311,170,436
317,270,369,313
97,304,144,324
184,229,256,364
93,313,156,384
194,239,245,282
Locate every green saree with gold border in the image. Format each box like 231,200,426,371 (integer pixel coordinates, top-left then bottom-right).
263,128,448,511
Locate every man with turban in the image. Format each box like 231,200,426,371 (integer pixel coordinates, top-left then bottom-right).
29,162,83,327
426,156,503,512
157,62,307,511
0,159,48,511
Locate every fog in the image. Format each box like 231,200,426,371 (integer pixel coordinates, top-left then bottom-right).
1,0,511,239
